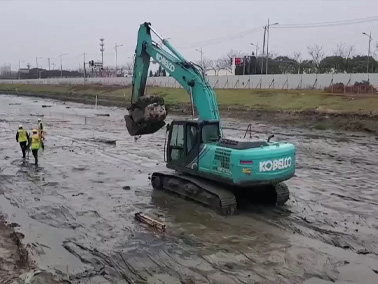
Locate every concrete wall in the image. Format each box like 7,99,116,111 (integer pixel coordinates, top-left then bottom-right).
1,73,377,90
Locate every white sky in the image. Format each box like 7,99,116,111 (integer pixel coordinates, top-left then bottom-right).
1,0,377,70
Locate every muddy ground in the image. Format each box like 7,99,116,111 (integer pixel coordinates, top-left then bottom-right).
0,215,64,284
1,94,378,284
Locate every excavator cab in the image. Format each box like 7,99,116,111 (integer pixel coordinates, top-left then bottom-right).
165,120,220,170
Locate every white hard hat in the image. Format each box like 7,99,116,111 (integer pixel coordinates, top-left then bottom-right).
38,118,41,121
19,124,23,128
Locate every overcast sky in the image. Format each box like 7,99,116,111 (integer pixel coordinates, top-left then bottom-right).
1,0,378,70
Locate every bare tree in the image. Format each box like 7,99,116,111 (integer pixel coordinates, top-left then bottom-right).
195,58,213,72
333,42,355,58
210,59,228,75
307,44,325,73
122,61,134,75
217,49,245,72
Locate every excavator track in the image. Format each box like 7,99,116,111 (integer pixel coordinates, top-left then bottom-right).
274,182,290,205
151,171,237,215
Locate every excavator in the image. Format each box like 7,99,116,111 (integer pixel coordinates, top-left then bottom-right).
124,22,296,215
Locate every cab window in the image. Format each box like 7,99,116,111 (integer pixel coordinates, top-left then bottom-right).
169,124,184,161
201,124,219,143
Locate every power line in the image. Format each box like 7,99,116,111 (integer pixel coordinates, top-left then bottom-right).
176,26,264,49
174,16,378,50
272,16,378,29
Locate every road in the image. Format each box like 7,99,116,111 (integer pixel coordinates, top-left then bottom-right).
1,94,378,284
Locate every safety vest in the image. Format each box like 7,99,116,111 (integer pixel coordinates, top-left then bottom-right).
31,134,41,150
18,129,28,143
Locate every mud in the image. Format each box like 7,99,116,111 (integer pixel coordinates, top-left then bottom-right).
1,94,378,284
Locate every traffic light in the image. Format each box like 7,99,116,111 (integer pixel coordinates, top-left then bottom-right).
235,57,241,66
88,60,94,67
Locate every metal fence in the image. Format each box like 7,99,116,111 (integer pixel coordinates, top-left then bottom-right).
1,73,378,90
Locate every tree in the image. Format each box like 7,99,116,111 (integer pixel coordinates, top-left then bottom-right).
194,58,213,75
307,44,325,73
123,61,134,75
333,42,355,73
218,49,245,72
333,42,355,58
273,56,298,74
320,56,345,73
211,58,230,75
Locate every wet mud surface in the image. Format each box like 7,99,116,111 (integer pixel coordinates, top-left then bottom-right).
1,94,378,284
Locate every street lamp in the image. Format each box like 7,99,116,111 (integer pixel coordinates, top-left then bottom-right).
265,20,279,75
362,31,373,79
114,43,124,74
35,57,42,79
250,43,259,74
59,52,68,78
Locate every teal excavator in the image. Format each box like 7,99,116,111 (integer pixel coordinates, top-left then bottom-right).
125,22,296,215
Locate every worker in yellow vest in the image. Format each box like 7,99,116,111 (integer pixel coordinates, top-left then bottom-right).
31,129,41,165
16,125,30,159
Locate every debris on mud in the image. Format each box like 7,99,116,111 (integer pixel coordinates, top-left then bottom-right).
42,105,53,108
135,212,166,232
86,137,116,145
95,113,110,117
122,185,131,190
9,103,22,105
30,113,44,117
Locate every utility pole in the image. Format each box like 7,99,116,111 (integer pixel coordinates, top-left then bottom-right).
261,26,267,74
83,52,87,78
250,43,259,74
362,31,373,79
100,38,105,65
264,19,279,75
36,56,42,79
265,18,270,75
114,43,124,74
59,52,68,78
47,58,51,71
195,47,204,69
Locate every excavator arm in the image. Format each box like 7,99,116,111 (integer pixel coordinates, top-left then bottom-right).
125,22,220,136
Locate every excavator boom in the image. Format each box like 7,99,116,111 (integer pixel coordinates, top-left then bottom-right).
125,22,220,136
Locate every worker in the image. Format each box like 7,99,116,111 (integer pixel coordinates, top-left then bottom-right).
16,125,30,159
30,129,41,165
37,118,45,150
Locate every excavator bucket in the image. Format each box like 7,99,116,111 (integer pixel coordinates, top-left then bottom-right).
125,115,166,136
124,96,167,136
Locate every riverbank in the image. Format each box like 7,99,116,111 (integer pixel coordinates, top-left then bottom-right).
1,83,378,133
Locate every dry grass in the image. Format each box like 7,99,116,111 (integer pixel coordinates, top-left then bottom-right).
0,83,378,115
